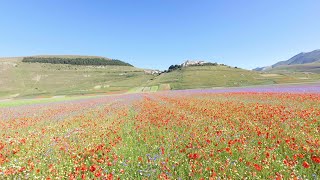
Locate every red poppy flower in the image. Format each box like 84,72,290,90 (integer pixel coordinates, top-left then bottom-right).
302,161,310,168
254,164,262,171
188,153,200,160
89,165,96,172
311,155,320,164
94,171,102,177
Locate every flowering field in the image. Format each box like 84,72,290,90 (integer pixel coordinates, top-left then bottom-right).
0,85,319,179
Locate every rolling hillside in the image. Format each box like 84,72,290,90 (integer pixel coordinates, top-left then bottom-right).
0,56,154,98
146,65,320,90
1,56,320,99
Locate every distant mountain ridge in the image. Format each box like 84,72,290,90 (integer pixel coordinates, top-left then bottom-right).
272,49,320,67
253,66,270,71
254,49,320,72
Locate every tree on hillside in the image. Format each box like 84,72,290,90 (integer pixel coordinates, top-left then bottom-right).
22,57,133,66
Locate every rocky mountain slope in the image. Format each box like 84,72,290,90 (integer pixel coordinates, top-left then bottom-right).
254,49,320,72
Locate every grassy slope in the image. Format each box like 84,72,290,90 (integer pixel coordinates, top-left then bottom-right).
0,57,154,98
148,66,320,90
1,58,320,98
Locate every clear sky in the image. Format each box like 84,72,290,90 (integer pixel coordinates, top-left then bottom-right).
0,0,319,70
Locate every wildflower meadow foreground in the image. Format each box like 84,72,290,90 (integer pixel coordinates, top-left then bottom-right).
0,85,319,179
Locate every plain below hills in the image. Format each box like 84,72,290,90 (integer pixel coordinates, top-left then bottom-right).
1,55,320,99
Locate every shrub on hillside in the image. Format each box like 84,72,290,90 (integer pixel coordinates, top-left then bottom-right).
168,64,182,72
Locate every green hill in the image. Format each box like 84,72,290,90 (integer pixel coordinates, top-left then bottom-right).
146,65,320,90
0,56,153,98
1,56,320,99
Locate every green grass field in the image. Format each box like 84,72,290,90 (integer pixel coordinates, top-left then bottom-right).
1,57,320,99
0,57,156,98
0,96,81,108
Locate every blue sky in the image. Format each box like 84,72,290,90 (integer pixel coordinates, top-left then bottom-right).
0,0,319,70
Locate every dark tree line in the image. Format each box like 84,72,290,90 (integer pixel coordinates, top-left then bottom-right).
22,57,133,66
168,64,182,72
